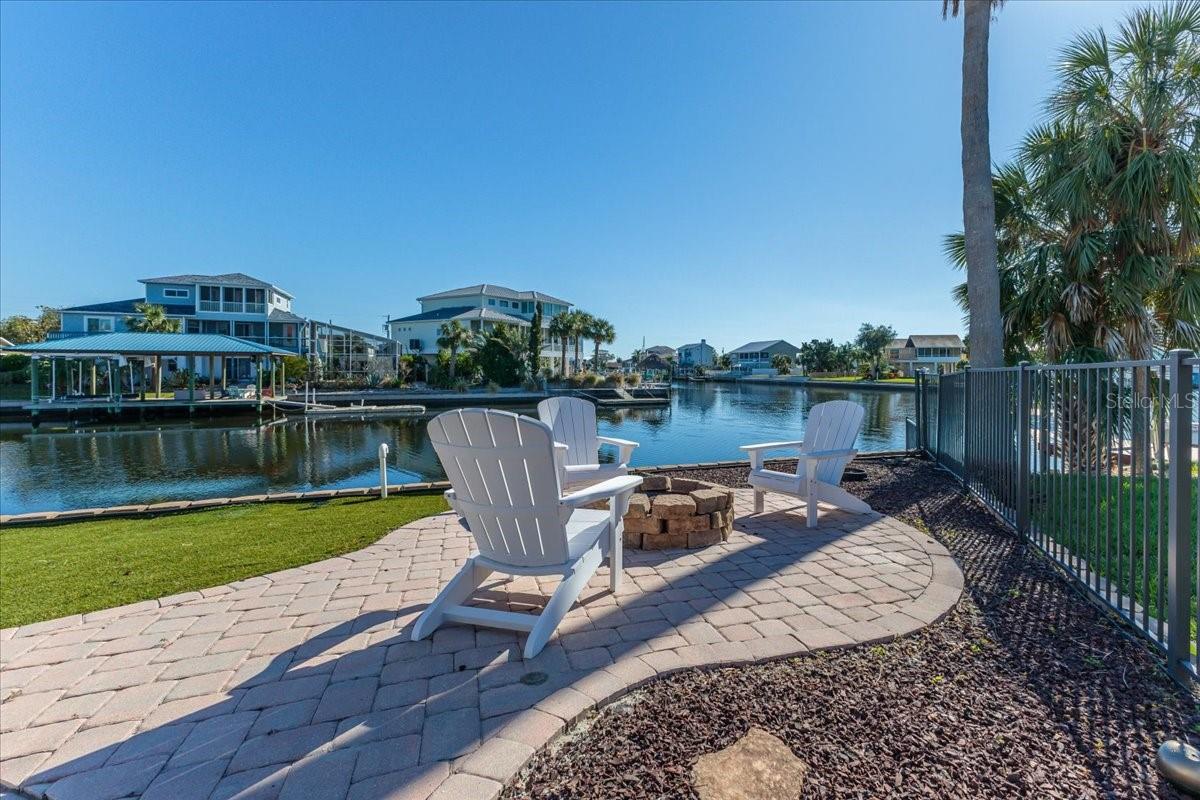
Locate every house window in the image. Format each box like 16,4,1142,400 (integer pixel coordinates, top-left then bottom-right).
186,319,201,334
245,288,266,314
86,316,114,333
163,288,189,298
199,285,221,311
222,287,244,312
488,299,496,306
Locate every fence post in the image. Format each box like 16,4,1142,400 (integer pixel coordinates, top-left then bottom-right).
914,371,924,453
1167,349,1194,683
1015,362,1031,536
962,366,972,484
378,443,390,499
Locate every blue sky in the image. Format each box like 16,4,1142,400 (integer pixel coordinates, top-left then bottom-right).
1,0,1143,356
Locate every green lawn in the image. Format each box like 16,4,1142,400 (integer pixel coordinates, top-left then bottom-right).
1024,472,1190,633
0,494,448,628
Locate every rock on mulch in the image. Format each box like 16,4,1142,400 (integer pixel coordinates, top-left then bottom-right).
502,457,1197,799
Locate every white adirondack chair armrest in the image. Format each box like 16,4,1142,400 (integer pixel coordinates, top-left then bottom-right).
444,489,464,520
561,475,644,511
597,436,638,465
740,440,805,470
739,440,806,453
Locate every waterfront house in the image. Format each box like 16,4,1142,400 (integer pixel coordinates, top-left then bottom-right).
386,284,573,369
677,339,716,369
58,273,304,351
728,339,801,374
885,334,965,376
56,273,305,382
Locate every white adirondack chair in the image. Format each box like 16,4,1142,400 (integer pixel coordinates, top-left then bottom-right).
413,408,643,658
740,400,872,528
537,396,639,489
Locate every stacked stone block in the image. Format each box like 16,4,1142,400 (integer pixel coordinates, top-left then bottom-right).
622,475,735,550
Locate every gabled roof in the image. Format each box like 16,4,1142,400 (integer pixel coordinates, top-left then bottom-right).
729,339,799,354
645,345,676,356
416,284,572,307
139,273,293,299
6,332,289,356
268,308,306,324
887,338,908,350
678,342,714,351
907,334,964,348
388,306,527,325
61,298,195,316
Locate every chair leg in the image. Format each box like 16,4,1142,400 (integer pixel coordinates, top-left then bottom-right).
609,521,623,593
411,556,492,642
524,546,603,659
754,489,765,513
807,492,819,528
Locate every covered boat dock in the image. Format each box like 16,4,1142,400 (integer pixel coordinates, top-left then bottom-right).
4,332,295,424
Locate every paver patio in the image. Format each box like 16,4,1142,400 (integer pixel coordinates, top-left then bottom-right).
0,489,961,800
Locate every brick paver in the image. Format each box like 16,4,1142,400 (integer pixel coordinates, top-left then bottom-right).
0,490,960,800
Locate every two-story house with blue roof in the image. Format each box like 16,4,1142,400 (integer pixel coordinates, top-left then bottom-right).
58,273,305,353
57,273,306,381
386,284,574,369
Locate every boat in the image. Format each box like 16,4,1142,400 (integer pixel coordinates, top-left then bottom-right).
301,402,425,418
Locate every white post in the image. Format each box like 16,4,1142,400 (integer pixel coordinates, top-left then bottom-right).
378,443,390,498
305,381,310,410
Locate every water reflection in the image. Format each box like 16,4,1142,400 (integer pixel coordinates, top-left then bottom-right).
0,382,912,514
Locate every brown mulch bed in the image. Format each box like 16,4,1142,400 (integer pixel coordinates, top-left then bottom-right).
502,457,1198,799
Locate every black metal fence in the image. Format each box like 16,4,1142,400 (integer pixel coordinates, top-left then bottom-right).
915,352,1198,683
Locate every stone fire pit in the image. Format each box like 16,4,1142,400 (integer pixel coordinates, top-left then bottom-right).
623,475,735,550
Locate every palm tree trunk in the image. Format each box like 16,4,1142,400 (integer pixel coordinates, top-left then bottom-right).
560,343,568,377
593,342,601,372
448,347,457,380
961,0,1003,368
154,356,162,397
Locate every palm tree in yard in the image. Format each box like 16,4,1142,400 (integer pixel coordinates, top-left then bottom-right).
125,302,180,396
585,316,615,372
548,312,572,377
566,310,591,375
437,320,472,381
944,0,1005,367
946,2,1200,362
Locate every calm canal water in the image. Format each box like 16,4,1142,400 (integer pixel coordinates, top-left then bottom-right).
0,383,913,515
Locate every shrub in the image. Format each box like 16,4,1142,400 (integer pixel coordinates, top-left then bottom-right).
627,372,642,387
603,373,625,388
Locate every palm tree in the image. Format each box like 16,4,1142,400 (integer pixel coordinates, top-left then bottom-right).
944,0,1005,367
585,316,615,372
125,302,180,396
436,320,472,381
548,312,572,377
946,2,1200,362
567,311,591,374
770,354,792,375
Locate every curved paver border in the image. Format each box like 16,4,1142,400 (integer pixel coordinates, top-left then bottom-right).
0,489,961,800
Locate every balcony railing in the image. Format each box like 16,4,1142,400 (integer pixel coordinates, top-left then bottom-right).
199,300,221,312
245,302,266,314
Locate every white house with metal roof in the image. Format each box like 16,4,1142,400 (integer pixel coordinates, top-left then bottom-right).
885,334,965,375
728,339,802,373
386,284,574,366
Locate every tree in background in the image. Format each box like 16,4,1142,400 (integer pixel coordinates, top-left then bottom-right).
770,354,793,375
436,320,473,381
548,312,572,377
947,2,1200,362
715,352,732,370
585,316,615,372
567,310,591,374
125,302,181,396
855,323,897,379
798,339,839,373
944,0,1006,367
526,301,544,378
0,306,60,344
476,323,526,387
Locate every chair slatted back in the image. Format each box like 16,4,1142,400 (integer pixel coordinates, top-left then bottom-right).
536,397,600,468
802,400,864,484
428,408,570,568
